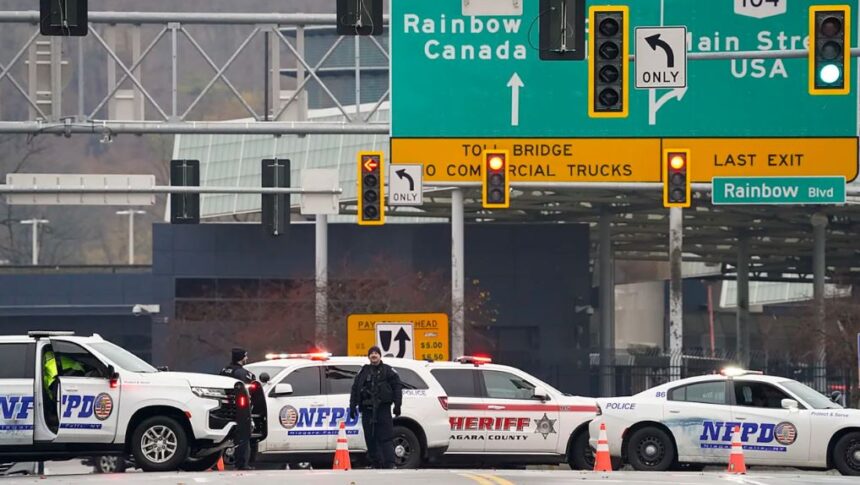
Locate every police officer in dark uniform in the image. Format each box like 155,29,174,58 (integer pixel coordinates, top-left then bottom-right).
348,346,403,469
219,348,255,470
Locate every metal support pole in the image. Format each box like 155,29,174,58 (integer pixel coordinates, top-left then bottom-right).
736,234,750,367
354,35,361,117
812,213,828,392
264,31,270,121
315,214,328,347
170,22,179,120
451,189,465,359
117,210,145,265
21,219,48,265
295,26,306,121
599,210,615,397
669,207,683,381
77,36,84,119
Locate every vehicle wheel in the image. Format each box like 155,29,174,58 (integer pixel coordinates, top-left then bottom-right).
626,427,675,472
94,455,127,474
568,431,594,470
178,452,223,472
130,416,189,472
832,431,860,476
393,426,422,469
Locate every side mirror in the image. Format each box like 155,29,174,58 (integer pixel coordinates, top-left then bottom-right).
781,398,799,410
271,383,293,397
107,365,119,380
533,386,550,401
259,372,271,384
830,391,843,404
157,366,170,372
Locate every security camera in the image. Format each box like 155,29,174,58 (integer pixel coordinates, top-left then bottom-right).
132,304,160,316
132,304,143,316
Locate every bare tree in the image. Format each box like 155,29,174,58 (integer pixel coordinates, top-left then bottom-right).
164,257,499,371
0,135,47,264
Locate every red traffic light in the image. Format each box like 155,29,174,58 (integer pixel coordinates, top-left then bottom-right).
362,156,380,173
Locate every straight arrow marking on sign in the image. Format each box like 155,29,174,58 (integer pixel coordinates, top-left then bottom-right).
507,72,524,127
646,33,675,68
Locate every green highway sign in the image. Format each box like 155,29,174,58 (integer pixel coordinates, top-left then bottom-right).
391,0,858,138
711,176,847,205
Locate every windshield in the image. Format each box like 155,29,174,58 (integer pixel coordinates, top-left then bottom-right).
246,365,286,383
780,380,842,409
90,342,158,373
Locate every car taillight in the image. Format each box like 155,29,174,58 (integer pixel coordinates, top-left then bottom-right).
237,393,249,409
438,396,449,411
248,382,259,392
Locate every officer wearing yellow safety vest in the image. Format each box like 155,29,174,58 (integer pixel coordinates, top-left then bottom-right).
42,348,86,428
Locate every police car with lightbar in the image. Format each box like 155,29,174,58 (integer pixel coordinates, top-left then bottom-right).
589,367,860,475
247,353,598,469
426,355,598,468
0,332,244,472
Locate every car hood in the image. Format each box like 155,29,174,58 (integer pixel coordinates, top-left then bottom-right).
152,372,239,389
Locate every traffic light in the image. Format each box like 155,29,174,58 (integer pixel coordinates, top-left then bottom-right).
40,0,88,36
809,6,851,95
170,159,200,224
337,0,383,36
588,6,629,118
262,158,290,237
483,150,510,209
357,151,385,226
539,0,586,61
663,149,691,209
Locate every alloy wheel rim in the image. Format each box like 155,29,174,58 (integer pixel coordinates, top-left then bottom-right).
141,425,178,464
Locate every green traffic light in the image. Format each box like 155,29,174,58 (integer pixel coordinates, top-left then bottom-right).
819,64,842,85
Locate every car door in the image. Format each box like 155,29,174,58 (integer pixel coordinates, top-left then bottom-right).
664,380,733,463
265,365,326,451
51,340,120,444
322,364,364,451
479,369,559,453
0,342,36,447
730,379,810,465
431,368,486,453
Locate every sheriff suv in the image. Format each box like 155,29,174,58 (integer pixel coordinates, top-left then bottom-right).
246,353,451,468
590,368,860,475
0,332,242,472
426,356,598,469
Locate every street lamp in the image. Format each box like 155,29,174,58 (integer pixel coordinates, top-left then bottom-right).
20,219,49,265
117,210,146,265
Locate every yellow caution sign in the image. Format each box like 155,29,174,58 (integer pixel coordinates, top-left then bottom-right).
391,138,662,183
664,138,859,182
347,313,449,361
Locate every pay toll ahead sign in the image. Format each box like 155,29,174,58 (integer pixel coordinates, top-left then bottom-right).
391,137,859,183
347,313,450,362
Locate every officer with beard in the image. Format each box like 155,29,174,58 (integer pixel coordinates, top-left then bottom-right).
348,346,403,469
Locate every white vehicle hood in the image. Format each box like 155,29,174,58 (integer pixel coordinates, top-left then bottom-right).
127,371,239,389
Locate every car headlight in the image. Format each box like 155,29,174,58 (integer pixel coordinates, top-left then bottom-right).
192,387,228,399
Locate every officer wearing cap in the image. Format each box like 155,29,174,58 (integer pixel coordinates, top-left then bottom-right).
220,348,255,470
348,346,403,469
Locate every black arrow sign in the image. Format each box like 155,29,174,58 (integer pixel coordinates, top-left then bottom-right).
394,328,412,358
396,169,415,192
646,34,675,68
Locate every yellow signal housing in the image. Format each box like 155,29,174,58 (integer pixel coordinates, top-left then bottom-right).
357,151,385,226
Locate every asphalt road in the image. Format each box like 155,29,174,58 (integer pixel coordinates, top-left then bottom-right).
1,469,856,485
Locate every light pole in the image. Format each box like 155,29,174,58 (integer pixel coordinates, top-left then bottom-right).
20,219,49,265
116,210,146,265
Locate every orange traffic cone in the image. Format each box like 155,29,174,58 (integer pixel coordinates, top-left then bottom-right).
727,425,747,474
332,421,352,471
593,422,613,472
214,454,225,472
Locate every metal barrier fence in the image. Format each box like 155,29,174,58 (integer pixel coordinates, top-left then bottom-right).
589,355,856,407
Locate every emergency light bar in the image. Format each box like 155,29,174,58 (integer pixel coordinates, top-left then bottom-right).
28,331,75,338
456,356,492,366
265,352,332,361
720,367,763,377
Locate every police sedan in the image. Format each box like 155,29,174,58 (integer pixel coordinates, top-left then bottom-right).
589,368,860,475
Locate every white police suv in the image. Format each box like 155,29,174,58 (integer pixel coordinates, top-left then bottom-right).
589,368,860,475
0,332,243,472
246,352,450,468
426,356,598,469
